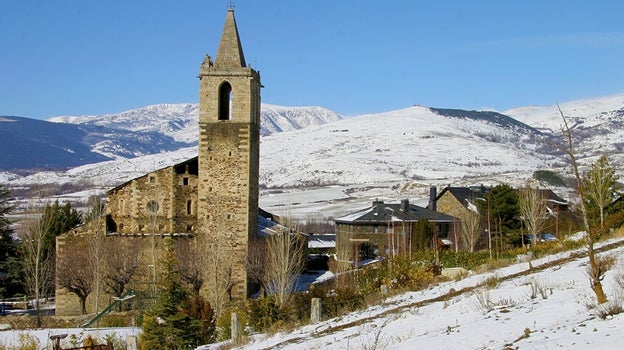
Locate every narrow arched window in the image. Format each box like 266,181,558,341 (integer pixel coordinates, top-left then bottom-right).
187,200,192,215
218,81,232,120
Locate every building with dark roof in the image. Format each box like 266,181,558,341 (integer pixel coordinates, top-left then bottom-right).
333,199,457,270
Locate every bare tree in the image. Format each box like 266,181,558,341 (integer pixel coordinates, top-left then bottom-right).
263,223,306,309
518,183,548,246
146,184,161,297
334,225,355,274
86,195,107,317
21,201,54,327
57,240,93,315
460,206,481,252
102,237,140,300
583,155,618,227
202,234,234,317
247,235,267,296
174,238,204,295
559,105,607,304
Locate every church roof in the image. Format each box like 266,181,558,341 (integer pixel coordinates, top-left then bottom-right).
215,8,246,68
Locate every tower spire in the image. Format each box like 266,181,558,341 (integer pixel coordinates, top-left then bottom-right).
215,8,246,67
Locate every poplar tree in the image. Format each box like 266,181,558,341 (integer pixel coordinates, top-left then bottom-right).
583,155,618,227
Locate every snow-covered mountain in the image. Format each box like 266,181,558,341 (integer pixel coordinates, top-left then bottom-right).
259,106,555,188
505,93,624,169
49,102,343,143
4,93,624,213
1,103,342,172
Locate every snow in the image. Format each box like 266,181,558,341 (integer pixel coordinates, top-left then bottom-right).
3,238,624,349
0,327,141,349
221,237,624,350
505,92,624,130
7,93,624,220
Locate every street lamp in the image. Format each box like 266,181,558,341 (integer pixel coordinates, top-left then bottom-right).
476,198,492,260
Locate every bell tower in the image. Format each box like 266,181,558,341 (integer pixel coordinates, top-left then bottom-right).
197,8,261,303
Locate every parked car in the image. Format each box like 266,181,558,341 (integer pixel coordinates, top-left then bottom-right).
538,233,557,242
522,233,557,244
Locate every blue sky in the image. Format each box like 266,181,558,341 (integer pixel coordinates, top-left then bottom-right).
2,0,624,119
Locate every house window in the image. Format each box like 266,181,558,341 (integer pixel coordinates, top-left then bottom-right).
187,200,192,215
183,177,189,186
218,81,232,121
149,176,155,183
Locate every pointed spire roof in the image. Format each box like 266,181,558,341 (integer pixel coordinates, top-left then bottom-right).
215,8,246,68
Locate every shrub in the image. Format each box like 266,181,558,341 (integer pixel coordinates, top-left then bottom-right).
439,250,491,270
533,170,567,187
246,295,292,332
593,294,624,319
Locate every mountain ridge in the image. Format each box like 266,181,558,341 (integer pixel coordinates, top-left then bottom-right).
2,93,623,200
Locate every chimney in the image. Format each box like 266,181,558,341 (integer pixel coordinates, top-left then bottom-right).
373,199,384,216
429,186,437,212
401,199,410,212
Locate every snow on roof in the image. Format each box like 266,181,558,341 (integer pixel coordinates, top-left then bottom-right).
335,207,374,222
307,234,335,249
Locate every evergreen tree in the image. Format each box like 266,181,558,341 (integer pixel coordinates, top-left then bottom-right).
412,219,434,252
0,184,23,297
141,239,216,349
478,184,519,254
40,200,82,259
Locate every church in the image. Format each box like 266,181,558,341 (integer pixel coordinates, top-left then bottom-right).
56,8,265,316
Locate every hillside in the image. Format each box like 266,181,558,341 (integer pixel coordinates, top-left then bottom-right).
0,103,342,173
220,237,624,350
3,93,624,218
505,92,624,169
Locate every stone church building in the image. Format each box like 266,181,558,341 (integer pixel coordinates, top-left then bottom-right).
56,8,264,316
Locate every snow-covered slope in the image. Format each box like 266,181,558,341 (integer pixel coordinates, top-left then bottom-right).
5,93,624,209
260,106,555,187
1,103,341,173
49,102,342,146
506,93,624,168
8,105,556,191
222,238,624,350
506,93,624,130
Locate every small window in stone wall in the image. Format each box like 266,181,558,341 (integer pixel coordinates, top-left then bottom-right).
119,223,124,231
183,177,189,186
149,176,155,183
186,224,193,232
226,214,231,220
139,224,144,231
187,200,192,215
